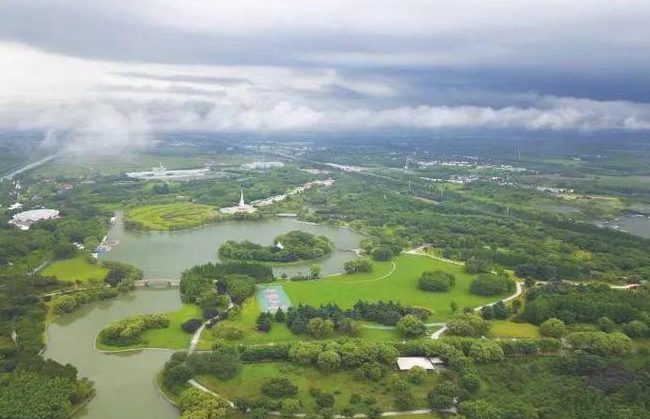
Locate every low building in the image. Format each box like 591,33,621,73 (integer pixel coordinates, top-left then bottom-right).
396,357,446,371
9,209,60,230
241,161,284,170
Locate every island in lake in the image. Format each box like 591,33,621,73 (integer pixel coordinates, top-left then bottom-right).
218,230,334,263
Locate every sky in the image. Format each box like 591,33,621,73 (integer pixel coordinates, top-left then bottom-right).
1,0,650,151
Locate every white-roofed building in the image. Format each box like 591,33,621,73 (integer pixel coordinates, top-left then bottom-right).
9,209,60,230
397,357,446,371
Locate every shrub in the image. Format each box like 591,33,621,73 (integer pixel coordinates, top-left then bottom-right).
260,377,299,399
213,324,243,340
397,314,427,337
181,318,204,334
202,307,220,319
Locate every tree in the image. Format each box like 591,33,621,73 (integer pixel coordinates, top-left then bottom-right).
365,405,382,419
459,373,480,394
289,342,322,365
339,406,356,419
397,314,427,337
223,274,257,304
406,366,427,384
458,400,503,419
468,340,504,363
539,318,566,339
261,377,299,398
53,243,77,260
317,350,341,372
622,320,648,338
480,305,495,320
314,392,335,409
343,258,373,273
280,399,301,416
338,318,361,336
446,313,491,337
178,388,231,419
450,301,459,313
372,246,394,261
565,332,632,356
597,316,616,333
162,362,193,391
210,343,242,379
428,380,459,410
418,270,456,292
393,387,415,411
308,317,334,339
469,274,516,296
256,312,273,333
274,308,286,323
310,264,322,279
249,408,268,419
492,301,510,319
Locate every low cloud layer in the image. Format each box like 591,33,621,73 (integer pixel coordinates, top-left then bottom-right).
0,1,649,153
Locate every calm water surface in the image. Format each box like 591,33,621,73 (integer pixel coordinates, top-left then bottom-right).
44,290,181,419
46,216,361,418
101,213,362,278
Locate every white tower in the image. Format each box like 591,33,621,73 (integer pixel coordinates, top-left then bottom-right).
239,189,245,207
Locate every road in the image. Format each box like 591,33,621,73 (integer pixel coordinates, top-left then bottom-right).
1,154,59,181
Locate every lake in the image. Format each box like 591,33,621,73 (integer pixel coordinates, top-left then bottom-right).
101,213,363,278
45,216,362,418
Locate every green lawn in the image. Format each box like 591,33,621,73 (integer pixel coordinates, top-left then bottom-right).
282,254,506,322
125,203,218,231
198,298,438,350
97,304,203,351
41,256,109,284
197,362,439,413
487,321,540,339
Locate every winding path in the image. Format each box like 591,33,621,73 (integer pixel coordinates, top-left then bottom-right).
404,248,526,340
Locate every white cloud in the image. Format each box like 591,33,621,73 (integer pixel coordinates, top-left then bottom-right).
0,41,650,156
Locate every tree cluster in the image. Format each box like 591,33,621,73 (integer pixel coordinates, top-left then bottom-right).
469,273,516,296
418,270,456,292
98,314,169,346
218,231,334,263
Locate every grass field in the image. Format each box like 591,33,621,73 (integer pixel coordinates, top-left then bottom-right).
487,320,540,339
41,256,109,283
197,362,440,413
125,203,218,230
97,304,203,351
197,297,437,350
282,254,505,322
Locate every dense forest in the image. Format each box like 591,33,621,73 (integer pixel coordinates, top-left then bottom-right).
301,175,650,282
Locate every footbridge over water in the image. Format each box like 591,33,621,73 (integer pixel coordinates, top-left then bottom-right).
134,279,181,288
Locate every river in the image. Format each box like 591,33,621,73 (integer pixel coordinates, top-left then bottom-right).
44,217,362,418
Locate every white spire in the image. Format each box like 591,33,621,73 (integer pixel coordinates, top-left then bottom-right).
239,189,245,207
